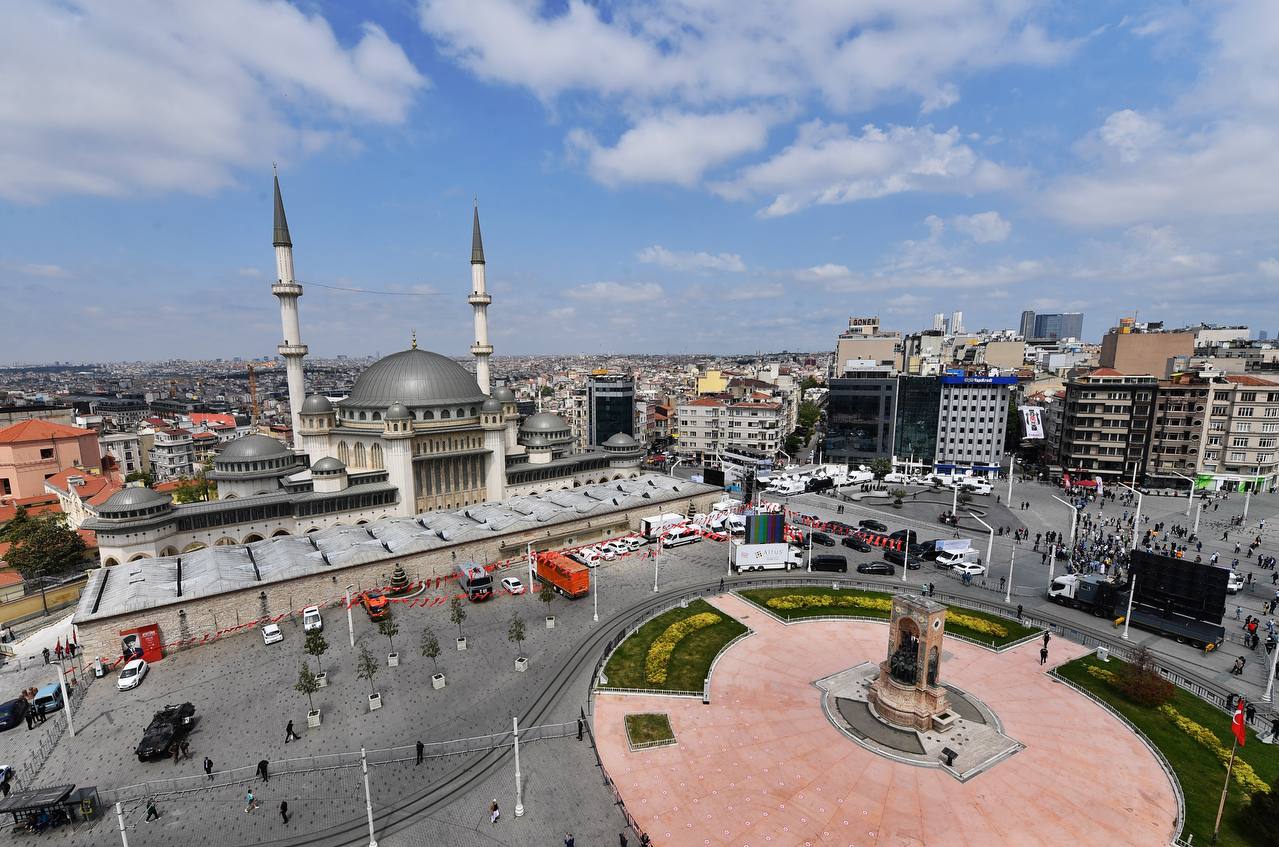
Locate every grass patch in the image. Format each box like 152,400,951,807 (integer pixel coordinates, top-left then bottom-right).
1057,653,1279,847
603,599,747,692
625,713,674,746
737,586,1038,647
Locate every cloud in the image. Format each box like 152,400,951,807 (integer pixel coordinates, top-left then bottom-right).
713,121,1020,217
565,281,664,303
1260,258,1279,279
238,267,264,278
637,245,746,273
0,0,426,201
952,211,1012,243
15,263,71,278
568,110,771,187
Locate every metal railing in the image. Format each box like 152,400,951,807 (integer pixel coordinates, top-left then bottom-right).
581,711,651,845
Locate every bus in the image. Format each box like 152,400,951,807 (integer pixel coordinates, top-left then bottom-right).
456,562,493,601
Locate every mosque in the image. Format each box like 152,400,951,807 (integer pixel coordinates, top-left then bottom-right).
86,175,642,565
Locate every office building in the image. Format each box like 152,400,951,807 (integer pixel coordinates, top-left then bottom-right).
893,376,941,473
587,374,636,446
932,313,947,332
1199,375,1279,491
950,311,964,335
1032,312,1084,341
1145,373,1210,485
935,375,1015,475
824,367,897,465
835,317,901,373
1019,310,1036,340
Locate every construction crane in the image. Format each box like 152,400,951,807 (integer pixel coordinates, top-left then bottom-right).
169,379,177,399
247,363,260,421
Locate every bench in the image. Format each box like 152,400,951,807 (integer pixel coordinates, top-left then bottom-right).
941,747,958,767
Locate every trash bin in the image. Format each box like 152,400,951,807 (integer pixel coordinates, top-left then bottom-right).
93,660,105,678
1096,646,1110,663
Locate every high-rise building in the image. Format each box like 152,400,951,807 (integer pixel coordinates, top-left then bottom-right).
935,375,1014,474
1019,310,1036,339
587,374,635,446
1032,312,1084,341
950,311,964,335
932,313,946,332
893,376,941,473
824,366,898,464
1260,330,1269,341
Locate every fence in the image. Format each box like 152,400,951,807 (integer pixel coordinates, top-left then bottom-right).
580,710,651,845
14,661,98,789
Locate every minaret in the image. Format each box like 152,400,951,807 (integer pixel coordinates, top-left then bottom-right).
469,202,494,394
272,168,308,441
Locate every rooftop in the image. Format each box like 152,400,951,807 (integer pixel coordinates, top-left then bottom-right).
0,419,97,444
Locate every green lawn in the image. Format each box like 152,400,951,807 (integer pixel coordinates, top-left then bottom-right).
1057,654,1279,847
737,586,1038,648
624,713,675,746
602,598,747,692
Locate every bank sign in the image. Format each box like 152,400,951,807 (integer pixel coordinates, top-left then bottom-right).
940,375,1019,386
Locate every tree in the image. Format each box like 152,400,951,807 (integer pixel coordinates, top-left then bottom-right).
294,663,319,713
172,475,215,504
507,613,526,658
377,617,399,654
419,626,441,672
449,596,467,640
1241,786,1279,846
799,376,822,392
355,647,380,695
1119,645,1174,707
869,458,892,479
539,579,556,610
539,385,554,397
797,401,821,430
303,630,329,675
888,487,906,509
3,513,86,582
124,470,153,487
784,434,803,455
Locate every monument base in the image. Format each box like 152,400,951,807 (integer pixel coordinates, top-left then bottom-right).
867,662,950,732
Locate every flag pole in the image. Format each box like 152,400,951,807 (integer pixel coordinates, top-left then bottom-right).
1211,736,1237,844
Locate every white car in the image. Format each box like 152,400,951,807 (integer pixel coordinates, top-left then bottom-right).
597,541,626,558
1227,572,1245,594
116,658,149,691
952,562,987,577
573,548,601,568
302,606,323,632
882,472,910,484
501,576,525,595
661,526,702,547
261,623,284,645
618,535,647,551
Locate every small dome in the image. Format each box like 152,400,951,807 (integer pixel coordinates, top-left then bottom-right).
482,397,503,413
492,385,516,403
519,412,569,434
312,456,346,474
301,394,333,414
603,432,638,449
99,486,172,515
218,434,291,461
386,402,412,420
523,434,551,448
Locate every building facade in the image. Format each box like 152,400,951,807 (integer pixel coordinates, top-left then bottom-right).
587,374,635,446
1099,325,1195,379
1199,375,1279,490
149,429,194,481
0,419,102,499
676,398,725,461
1058,369,1157,483
935,375,1015,475
825,369,897,465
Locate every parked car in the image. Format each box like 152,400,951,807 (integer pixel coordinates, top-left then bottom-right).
661,526,702,547
136,703,196,761
859,519,888,533
882,472,910,484
953,562,987,577
617,535,647,551
572,547,601,568
0,698,28,731
884,547,923,570
302,606,323,632
261,624,283,646
117,658,150,691
934,549,981,570
809,554,849,573
806,531,836,547
857,561,895,575
1227,572,1245,594
597,541,626,558
32,683,64,714
361,590,390,620
842,535,873,552
501,576,526,595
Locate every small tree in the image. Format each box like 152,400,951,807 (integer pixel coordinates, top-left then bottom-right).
376,617,399,654
507,613,526,659
124,470,153,486
294,663,319,712
539,580,556,610
420,626,441,672
888,487,906,508
355,647,380,695
304,630,329,675
869,458,892,480
1119,645,1174,707
449,596,467,640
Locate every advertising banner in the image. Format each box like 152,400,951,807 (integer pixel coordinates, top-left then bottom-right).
1019,405,1045,439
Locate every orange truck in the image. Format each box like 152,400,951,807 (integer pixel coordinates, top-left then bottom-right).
534,552,590,599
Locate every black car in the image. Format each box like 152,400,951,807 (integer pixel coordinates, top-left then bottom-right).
805,477,835,493
810,554,849,573
842,535,873,552
806,531,836,547
914,541,945,562
857,561,895,575
884,547,923,569
136,703,196,761
858,519,888,533
0,698,28,731
828,521,857,535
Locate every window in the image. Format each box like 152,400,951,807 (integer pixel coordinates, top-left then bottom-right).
1237,422,1252,432
1207,436,1222,446
1240,392,1257,402
1213,405,1228,416
1206,451,1218,461
1229,451,1248,462
1260,438,1277,449
0,478,9,495
40,448,54,459
1264,423,1279,433
1232,437,1250,448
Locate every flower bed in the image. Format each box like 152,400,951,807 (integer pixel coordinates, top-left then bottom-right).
602,599,747,692
645,612,722,684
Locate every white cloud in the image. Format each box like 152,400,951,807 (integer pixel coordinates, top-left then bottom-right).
725,283,784,301
637,245,746,273
1095,110,1164,163
713,121,1020,217
237,267,264,278
15,263,71,278
568,110,771,187
566,281,664,303
0,0,426,201
952,211,1012,243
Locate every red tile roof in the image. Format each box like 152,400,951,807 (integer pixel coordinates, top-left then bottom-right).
684,398,725,408
43,467,121,502
0,495,62,524
1224,375,1279,386
0,570,23,588
0,419,97,444
189,413,237,428
1087,367,1124,376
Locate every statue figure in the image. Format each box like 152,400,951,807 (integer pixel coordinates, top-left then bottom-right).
889,634,918,684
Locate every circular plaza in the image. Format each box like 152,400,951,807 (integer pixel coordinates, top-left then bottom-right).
593,592,1180,846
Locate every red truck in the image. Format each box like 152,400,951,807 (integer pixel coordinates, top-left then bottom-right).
534,552,591,599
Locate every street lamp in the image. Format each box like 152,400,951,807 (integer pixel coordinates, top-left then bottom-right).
1118,482,1144,552
1007,453,1016,504
345,584,356,648
968,511,995,573
1165,470,1195,517
592,559,598,623
668,457,686,478
1050,495,1079,585
1005,542,1016,605
1244,462,1262,521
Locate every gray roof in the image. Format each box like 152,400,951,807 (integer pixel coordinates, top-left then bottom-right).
482,397,502,413
273,172,291,248
519,412,569,433
343,349,485,408
386,402,412,420
75,474,717,623
471,204,485,264
99,486,171,514
311,456,346,473
301,395,333,414
523,434,551,448
492,385,515,402
218,434,291,461
603,432,638,448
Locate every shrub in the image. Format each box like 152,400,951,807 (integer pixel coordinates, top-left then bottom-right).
1240,786,1279,846
765,594,892,614
945,612,1008,638
644,612,721,684
1085,664,1119,685
1119,646,1174,707
1159,704,1270,796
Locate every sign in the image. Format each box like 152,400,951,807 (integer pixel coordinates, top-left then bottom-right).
1019,405,1045,439
940,375,1019,386
936,539,972,553
745,513,785,544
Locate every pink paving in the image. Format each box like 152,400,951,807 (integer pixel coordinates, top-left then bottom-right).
594,593,1179,847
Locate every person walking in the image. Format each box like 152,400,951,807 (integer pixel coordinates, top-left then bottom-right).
620,833,629,847
416,740,424,765
564,834,575,847
490,799,500,826
1271,716,1279,743
1016,604,1024,622
145,799,159,822
280,801,289,825
1039,645,1049,666
41,647,50,665
180,739,191,759
257,759,270,783
204,757,214,780
285,721,301,743
245,789,259,813
1247,702,1257,725
36,703,46,724
1042,631,1051,648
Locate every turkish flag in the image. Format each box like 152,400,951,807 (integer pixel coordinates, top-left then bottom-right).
1233,699,1248,747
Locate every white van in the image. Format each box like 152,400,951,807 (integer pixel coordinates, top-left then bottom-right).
724,514,746,536
960,480,993,496
934,549,981,569
661,526,702,548
771,479,806,495
302,606,323,632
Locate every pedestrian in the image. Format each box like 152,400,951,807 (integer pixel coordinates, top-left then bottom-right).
172,744,181,766
620,833,629,847
1237,606,1243,621
146,799,159,821
1247,703,1257,724
280,801,289,825
37,703,46,724
24,710,33,731
285,720,300,743
54,643,63,662
1017,604,1024,622
416,740,424,765
1043,631,1051,647
1272,717,1279,742
490,799,500,825
565,834,575,847
245,789,259,813
1,779,9,799
257,759,270,783
204,757,214,780
718,577,725,592
41,647,49,665
181,739,191,759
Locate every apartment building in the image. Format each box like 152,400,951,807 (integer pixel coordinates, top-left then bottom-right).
1145,374,1210,485
99,431,148,477
1058,369,1157,483
724,401,784,456
1200,375,1279,490
149,428,195,481
0,419,103,499
935,375,1015,475
676,398,725,462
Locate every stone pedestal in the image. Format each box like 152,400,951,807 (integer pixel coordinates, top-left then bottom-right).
867,594,952,732
868,664,950,732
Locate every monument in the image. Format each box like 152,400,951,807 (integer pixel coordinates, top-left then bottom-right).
867,595,955,732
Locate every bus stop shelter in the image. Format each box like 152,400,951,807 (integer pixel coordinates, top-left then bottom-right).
0,784,99,834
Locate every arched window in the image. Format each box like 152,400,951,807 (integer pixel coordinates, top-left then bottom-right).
423,410,434,420
358,411,367,421
370,443,384,469
372,412,382,421
337,441,350,464
441,409,450,419
456,408,465,418
353,442,367,468
470,406,478,416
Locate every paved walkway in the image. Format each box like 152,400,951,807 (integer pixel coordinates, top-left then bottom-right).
594,592,1180,846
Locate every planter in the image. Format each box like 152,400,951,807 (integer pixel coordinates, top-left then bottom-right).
514,656,529,673
368,693,382,711
545,616,556,629
431,673,446,690
387,652,399,667
315,672,328,688
307,709,321,729
456,637,467,652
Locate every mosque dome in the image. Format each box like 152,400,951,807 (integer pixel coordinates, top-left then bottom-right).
344,348,485,409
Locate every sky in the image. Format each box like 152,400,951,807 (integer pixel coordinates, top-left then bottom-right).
1,0,1277,363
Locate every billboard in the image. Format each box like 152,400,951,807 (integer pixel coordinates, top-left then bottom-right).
1019,405,1045,439
745,512,786,544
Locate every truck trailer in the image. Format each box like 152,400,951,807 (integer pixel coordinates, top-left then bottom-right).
732,542,801,572
534,551,591,598
639,513,686,540
1047,572,1225,649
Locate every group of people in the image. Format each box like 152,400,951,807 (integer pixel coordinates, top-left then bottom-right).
16,687,49,730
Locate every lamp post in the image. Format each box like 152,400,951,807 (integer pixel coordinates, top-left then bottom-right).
1005,542,1016,605
1194,501,1203,536
969,512,995,573
1122,574,1137,640
1007,453,1016,504
1265,633,1279,704
1119,482,1143,551
56,664,74,738
653,537,661,593
345,584,356,648
1244,462,1262,521
592,560,598,623
513,715,525,816
1166,470,1195,517
361,748,378,847
1051,495,1079,583
668,457,685,478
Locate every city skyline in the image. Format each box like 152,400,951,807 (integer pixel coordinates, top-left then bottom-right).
2,1,1277,361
